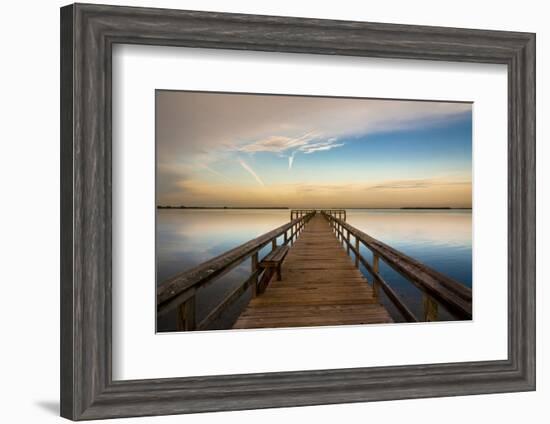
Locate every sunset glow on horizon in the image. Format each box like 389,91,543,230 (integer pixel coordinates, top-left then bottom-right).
156,91,472,209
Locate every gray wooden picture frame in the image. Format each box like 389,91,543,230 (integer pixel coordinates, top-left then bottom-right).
60,3,536,421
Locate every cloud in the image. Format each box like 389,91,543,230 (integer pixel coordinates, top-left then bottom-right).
238,158,265,186
198,164,232,182
236,132,344,155
367,178,471,191
301,140,345,154
237,132,345,168
369,180,430,190
288,153,295,169
238,132,319,153
158,178,472,208
156,90,471,167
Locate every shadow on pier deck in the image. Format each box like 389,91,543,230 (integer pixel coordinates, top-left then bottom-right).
233,214,392,329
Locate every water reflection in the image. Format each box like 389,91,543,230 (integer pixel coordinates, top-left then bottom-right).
347,209,472,287
157,209,290,283
157,209,472,330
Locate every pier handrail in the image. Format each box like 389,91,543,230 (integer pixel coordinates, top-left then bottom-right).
321,209,347,221
322,211,472,322
290,209,316,220
157,211,316,330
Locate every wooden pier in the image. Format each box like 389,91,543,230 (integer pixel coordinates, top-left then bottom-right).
233,214,392,328
157,210,472,332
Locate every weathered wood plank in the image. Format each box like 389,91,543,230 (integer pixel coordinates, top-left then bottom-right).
261,245,289,265
197,269,261,330
233,214,393,329
325,213,472,320
331,221,419,322
158,213,314,316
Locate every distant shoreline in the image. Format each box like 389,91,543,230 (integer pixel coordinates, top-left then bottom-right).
157,206,289,210
157,206,472,210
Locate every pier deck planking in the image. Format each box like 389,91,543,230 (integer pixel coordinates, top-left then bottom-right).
233,214,393,329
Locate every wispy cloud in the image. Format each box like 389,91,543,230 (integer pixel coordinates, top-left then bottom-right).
198,164,232,182
288,152,296,169
301,140,345,154
237,132,345,169
238,132,319,153
367,178,471,191
238,158,265,186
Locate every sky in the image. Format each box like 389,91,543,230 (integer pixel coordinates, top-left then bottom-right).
156,90,472,208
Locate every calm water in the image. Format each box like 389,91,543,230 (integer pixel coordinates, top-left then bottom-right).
157,209,472,331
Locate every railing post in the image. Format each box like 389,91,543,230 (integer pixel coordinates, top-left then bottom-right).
346,229,350,255
373,254,380,299
284,229,288,245
177,297,196,331
272,238,277,250
355,237,359,268
251,251,259,297
423,294,439,321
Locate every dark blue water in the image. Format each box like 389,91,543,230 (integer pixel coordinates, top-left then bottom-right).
157,209,471,330
156,210,289,331
346,209,471,321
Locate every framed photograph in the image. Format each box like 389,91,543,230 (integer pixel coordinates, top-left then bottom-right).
60,3,535,420
155,90,473,333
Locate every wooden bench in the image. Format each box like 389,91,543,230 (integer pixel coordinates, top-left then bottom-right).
256,245,289,295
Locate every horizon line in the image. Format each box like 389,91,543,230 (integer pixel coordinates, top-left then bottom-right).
156,205,473,210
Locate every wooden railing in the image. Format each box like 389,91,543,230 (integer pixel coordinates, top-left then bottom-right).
290,209,316,220
157,211,316,331
322,211,472,322
321,209,347,221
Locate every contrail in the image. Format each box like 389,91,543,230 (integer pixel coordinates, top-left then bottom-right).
238,158,265,186
199,164,232,182
288,152,296,170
